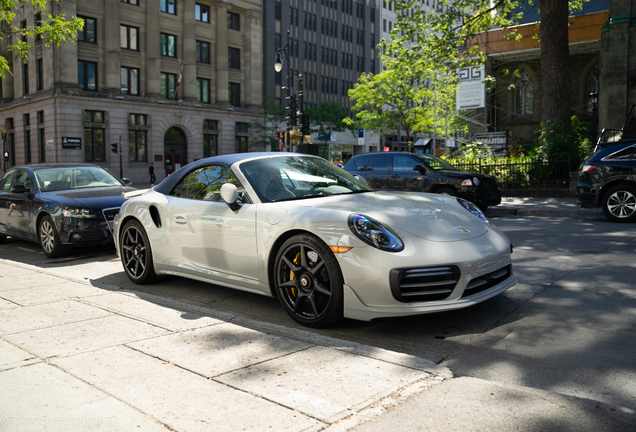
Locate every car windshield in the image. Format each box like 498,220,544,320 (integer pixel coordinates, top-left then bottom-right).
240,155,372,203
34,167,122,192
414,154,458,171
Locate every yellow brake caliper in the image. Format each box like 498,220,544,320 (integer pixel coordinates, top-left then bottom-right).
290,252,301,297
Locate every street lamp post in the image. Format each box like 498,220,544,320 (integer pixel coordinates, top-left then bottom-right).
274,30,292,152
589,92,599,144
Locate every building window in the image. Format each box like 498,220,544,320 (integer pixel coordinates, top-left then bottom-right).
83,111,105,162
235,122,249,133
121,67,139,95
120,25,138,50
23,114,31,164
196,78,210,103
38,128,45,162
195,3,209,22
35,13,42,43
204,134,217,158
514,71,533,116
36,59,43,91
121,0,139,4
228,47,240,69
129,114,146,125
160,34,176,57
77,17,96,43
22,64,29,95
228,12,240,30
129,130,147,162
196,41,210,63
235,136,248,153
229,82,240,107
160,72,176,99
274,2,281,20
78,60,97,90
160,0,176,14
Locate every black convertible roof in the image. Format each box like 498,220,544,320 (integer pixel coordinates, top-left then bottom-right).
153,152,309,194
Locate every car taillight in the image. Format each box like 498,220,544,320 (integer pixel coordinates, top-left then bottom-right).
581,164,596,173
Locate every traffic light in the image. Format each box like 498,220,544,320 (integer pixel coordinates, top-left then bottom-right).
301,114,311,136
111,143,118,154
3,151,9,162
289,95,298,126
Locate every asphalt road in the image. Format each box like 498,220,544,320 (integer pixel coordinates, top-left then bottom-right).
1,214,635,413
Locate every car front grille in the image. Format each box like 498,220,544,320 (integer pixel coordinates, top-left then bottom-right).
462,264,512,298
102,207,120,233
480,178,499,192
390,265,461,303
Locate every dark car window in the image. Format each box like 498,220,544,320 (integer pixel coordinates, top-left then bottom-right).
351,156,368,171
414,154,457,171
170,165,244,202
605,144,636,160
13,169,32,189
0,170,15,191
370,155,391,172
393,155,418,172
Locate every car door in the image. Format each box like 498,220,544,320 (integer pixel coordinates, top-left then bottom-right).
6,169,36,239
0,169,17,236
389,155,425,191
166,164,260,285
365,154,392,190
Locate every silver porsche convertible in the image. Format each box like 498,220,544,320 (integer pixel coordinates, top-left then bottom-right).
114,153,517,327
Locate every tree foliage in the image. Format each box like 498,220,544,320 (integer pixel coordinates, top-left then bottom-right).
0,0,83,78
249,99,286,151
306,101,355,145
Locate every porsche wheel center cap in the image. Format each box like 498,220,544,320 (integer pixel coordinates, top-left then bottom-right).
300,276,311,290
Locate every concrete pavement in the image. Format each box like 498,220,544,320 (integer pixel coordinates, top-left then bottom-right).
1,198,634,432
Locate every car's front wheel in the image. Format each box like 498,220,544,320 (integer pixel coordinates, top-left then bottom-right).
120,219,157,284
39,215,65,258
602,184,636,223
274,234,344,328
0,234,6,244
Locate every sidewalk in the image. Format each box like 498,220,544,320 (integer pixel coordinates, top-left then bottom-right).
486,196,604,219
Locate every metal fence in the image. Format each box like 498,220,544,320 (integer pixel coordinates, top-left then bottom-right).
450,158,572,190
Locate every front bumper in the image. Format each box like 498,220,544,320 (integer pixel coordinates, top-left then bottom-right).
54,215,115,246
336,227,516,321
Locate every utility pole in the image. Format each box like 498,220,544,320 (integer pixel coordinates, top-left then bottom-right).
119,135,123,179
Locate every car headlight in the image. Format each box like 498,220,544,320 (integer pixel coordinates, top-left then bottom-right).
472,177,480,186
461,179,473,186
348,214,404,252
62,207,97,218
457,198,490,224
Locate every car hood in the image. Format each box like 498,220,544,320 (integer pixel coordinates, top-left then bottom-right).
39,186,133,209
300,191,489,242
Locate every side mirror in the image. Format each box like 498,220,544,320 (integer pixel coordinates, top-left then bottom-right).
10,184,30,194
220,183,240,211
413,164,428,174
121,178,133,186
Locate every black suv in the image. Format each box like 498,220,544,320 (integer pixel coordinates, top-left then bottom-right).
343,152,501,209
577,140,636,222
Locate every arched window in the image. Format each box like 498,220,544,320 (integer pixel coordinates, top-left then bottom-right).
586,65,600,112
514,71,533,116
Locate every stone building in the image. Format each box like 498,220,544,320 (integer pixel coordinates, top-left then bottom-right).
0,0,262,184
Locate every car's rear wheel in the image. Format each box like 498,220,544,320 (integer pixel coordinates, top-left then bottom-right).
120,219,157,284
39,215,65,258
602,184,636,223
274,234,344,328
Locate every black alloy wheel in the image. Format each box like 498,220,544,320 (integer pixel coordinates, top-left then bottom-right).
39,215,65,258
602,184,636,223
120,219,157,284
274,234,344,328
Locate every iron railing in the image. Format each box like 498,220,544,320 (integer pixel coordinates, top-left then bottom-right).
449,158,572,190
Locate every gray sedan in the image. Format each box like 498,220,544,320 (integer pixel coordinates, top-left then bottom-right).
114,153,516,327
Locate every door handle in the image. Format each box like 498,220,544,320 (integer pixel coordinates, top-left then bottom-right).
173,215,187,225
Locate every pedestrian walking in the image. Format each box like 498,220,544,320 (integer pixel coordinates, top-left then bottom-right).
334,158,344,168
149,162,156,186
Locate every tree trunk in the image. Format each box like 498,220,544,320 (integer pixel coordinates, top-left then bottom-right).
539,0,571,133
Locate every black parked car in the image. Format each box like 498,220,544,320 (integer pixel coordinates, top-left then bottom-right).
577,140,636,222
0,164,133,257
343,152,501,209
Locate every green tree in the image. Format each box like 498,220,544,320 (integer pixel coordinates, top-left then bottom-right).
249,99,286,151
0,0,83,77
306,101,356,147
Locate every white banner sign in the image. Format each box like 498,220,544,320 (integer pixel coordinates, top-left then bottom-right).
456,65,485,110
